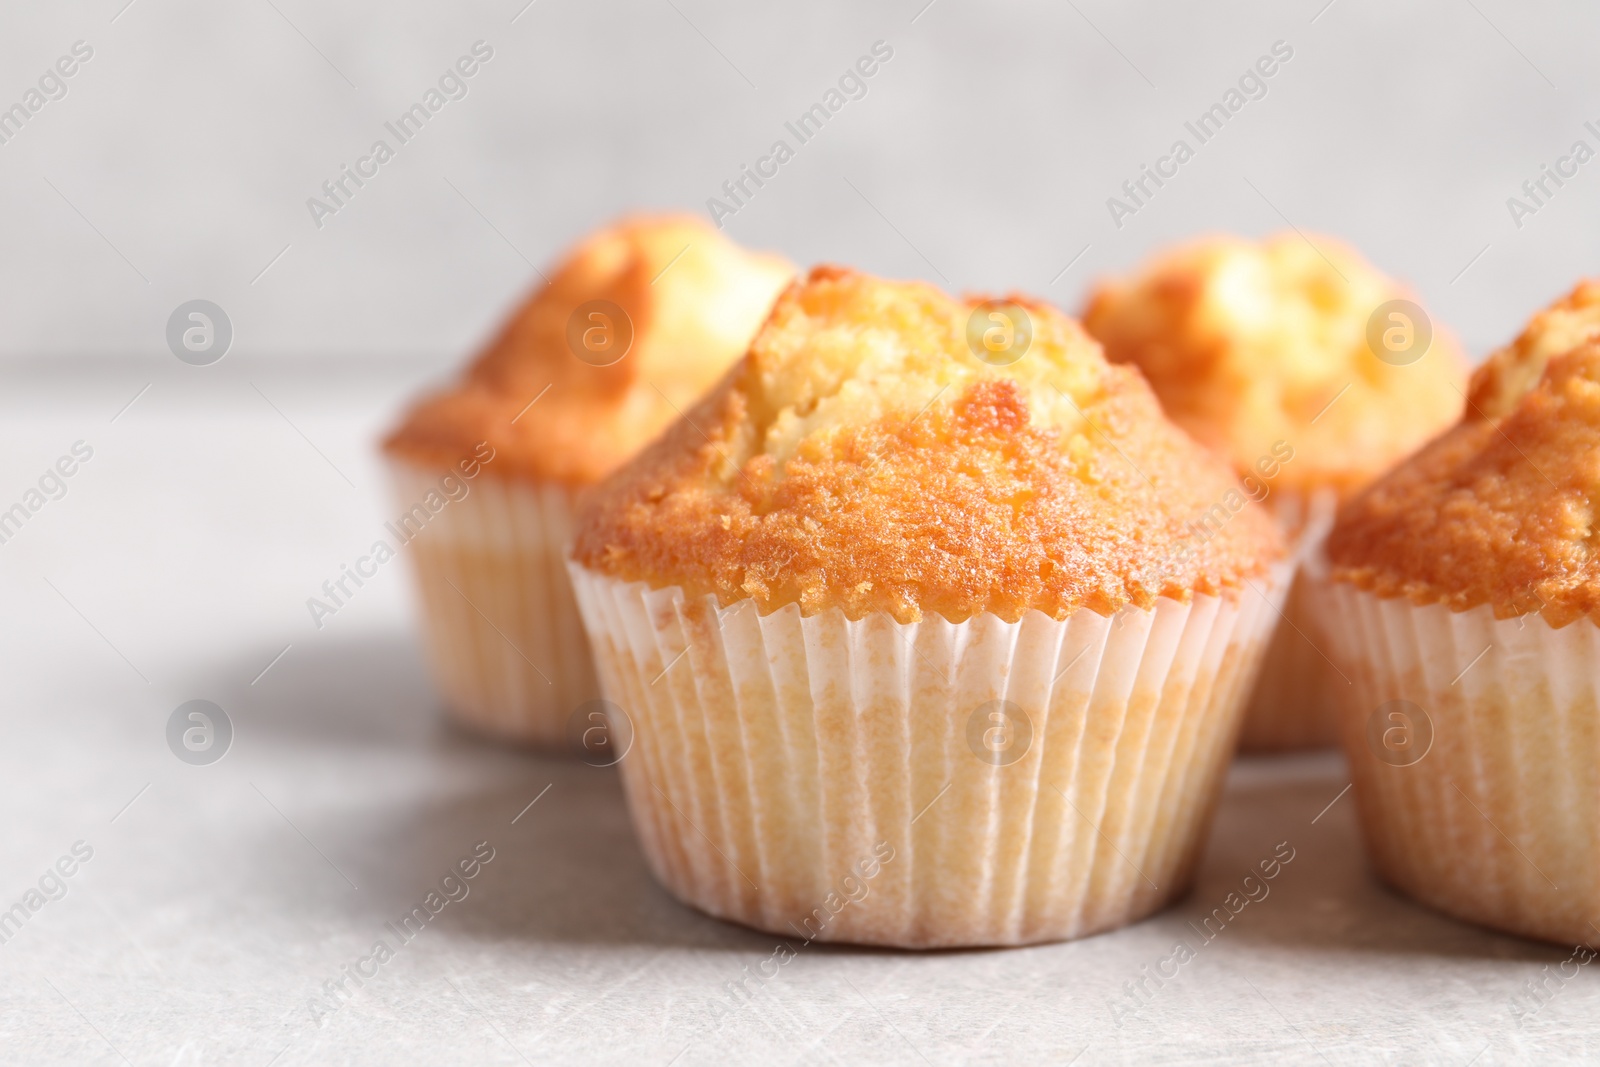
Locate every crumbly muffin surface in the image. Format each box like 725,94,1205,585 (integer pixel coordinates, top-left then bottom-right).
1468,280,1600,420
385,215,793,484
1329,340,1600,626
1082,233,1466,499
574,267,1283,623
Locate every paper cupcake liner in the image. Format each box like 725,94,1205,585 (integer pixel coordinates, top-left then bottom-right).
568,563,1287,948
1238,488,1341,752
390,461,597,746
1320,582,1600,947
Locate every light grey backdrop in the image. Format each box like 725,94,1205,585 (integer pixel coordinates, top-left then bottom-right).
0,0,1594,364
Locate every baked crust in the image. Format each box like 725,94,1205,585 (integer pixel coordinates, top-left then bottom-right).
384,214,793,484
1082,233,1466,500
1328,339,1600,626
573,266,1284,623
1467,279,1600,420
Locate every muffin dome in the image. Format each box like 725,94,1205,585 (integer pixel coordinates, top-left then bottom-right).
385,215,793,484
1082,233,1467,499
573,266,1283,624
1329,326,1600,627
1468,279,1600,420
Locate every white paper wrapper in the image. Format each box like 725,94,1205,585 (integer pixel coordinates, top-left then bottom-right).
390,461,597,746
1320,582,1600,947
1239,487,1341,751
569,562,1287,948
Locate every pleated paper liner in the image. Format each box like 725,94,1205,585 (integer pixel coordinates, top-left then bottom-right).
1321,582,1600,948
1238,487,1341,752
569,562,1288,949
390,461,597,747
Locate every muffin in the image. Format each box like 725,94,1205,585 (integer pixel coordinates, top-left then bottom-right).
1319,281,1600,947
1083,233,1466,750
1468,279,1600,418
383,215,792,745
568,266,1288,948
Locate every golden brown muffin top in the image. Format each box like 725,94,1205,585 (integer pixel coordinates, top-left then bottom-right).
1328,336,1600,627
573,266,1284,624
1468,280,1600,420
384,215,793,484
1082,233,1467,501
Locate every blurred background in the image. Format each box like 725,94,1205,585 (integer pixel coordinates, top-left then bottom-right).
0,0,1594,365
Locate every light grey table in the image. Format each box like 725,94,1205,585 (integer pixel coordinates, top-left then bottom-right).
0,361,1593,1066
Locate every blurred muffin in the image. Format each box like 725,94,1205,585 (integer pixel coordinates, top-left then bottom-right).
1083,234,1466,750
1320,282,1600,946
568,266,1287,948
383,215,792,746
